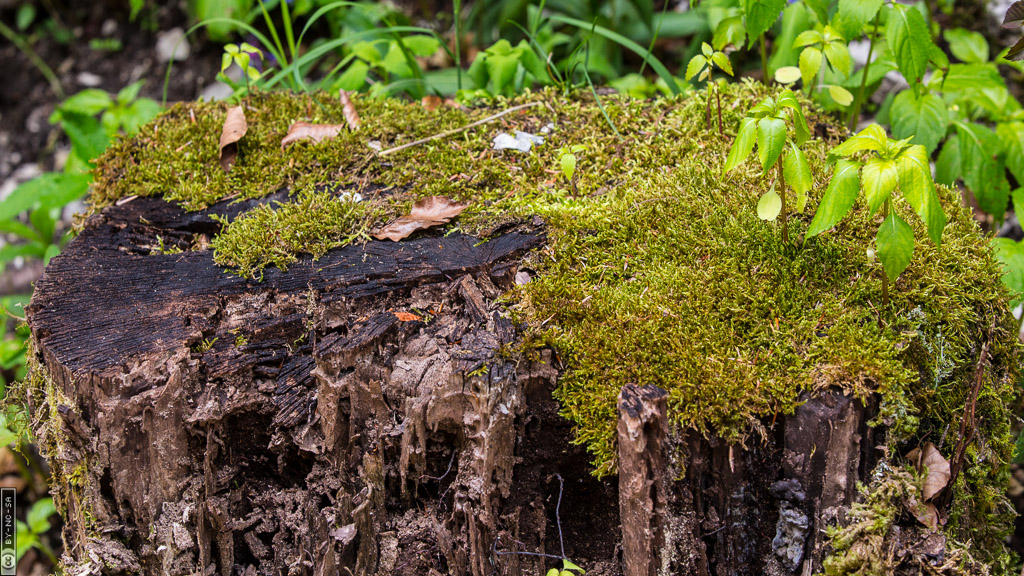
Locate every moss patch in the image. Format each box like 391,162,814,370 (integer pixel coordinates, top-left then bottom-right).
85,82,1019,569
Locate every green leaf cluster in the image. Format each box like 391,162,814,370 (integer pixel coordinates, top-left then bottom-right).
807,124,947,282
725,89,810,240
725,89,809,174
686,42,734,82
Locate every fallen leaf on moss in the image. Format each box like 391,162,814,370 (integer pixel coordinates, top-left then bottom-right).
421,95,442,111
340,89,359,130
907,442,950,502
281,123,344,149
394,311,421,322
372,196,469,242
218,106,247,172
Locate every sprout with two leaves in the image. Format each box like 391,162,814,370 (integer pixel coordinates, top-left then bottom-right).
805,124,947,304
685,42,734,134
724,89,812,244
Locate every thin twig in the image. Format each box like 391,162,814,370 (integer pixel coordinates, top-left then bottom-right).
554,473,566,560
378,101,543,156
943,332,992,505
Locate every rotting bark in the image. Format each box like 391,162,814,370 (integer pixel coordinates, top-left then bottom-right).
613,388,878,576
21,190,983,576
26,191,625,576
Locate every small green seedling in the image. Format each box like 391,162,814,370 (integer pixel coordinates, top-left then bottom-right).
685,42,734,133
776,24,854,107
806,124,947,305
723,89,811,244
221,42,263,96
17,497,58,565
558,145,585,196
545,558,584,576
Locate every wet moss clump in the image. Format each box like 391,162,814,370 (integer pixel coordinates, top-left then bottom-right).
209,188,379,278
86,82,1020,570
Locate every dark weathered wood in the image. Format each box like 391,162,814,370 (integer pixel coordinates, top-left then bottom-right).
26,192,626,576
617,384,670,576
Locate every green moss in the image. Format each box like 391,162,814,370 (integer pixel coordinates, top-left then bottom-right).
84,82,1019,568
211,187,378,278
7,342,99,539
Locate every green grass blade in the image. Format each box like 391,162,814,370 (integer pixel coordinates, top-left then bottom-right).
549,14,680,95
263,26,437,90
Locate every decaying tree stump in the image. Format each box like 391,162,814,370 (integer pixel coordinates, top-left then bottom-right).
23,186,938,576
21,91,1017,576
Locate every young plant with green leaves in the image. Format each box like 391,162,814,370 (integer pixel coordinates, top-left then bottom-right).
16,498,58,566
221,42,264,96
806,124,947,305
784,24,854,107
685,42,734,133
0,81,163,276
557,145,586,197
724,89,811,244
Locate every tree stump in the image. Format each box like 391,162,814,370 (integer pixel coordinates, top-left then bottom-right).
22,90,1019,576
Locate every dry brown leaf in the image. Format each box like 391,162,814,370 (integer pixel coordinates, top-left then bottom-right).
907,442,951,502
281,123,345,149
372,196,469,242
339,89,360,130
219,106,247,172
394,311,422,322
906,494,940,531
421,95,442,112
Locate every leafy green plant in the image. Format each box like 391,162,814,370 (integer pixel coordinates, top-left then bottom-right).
724,89,811,244
685,42,734,133
16,498,58,566
557,145,585,196
806,124,947,305
0,174,88,272
2,82,161,278
789,24,853,106
220,41,265,96
50,80,163,144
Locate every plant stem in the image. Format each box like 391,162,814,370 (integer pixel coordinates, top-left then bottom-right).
848,12,879,131
705,73,712,130
881,199,890,307
454,0,462,91
816,53,826,98
716,82,723,134
760,35,769,84
777,161,789,244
